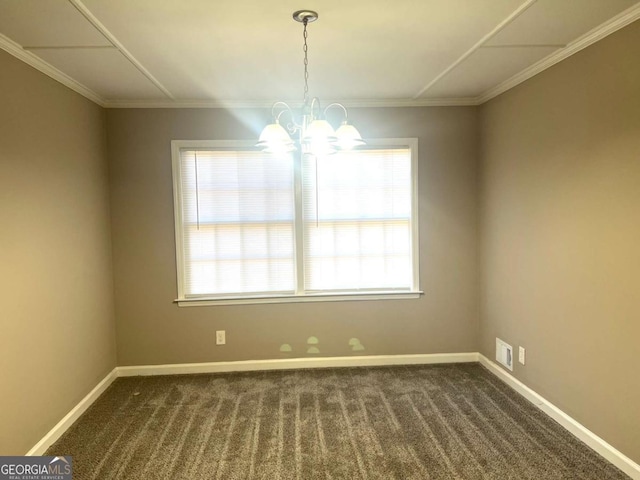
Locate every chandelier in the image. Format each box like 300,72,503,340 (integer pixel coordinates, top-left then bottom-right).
257,10,365,155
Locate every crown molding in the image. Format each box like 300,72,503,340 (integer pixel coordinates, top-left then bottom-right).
0,32,106,106
103,97,480,109
477,3,640,104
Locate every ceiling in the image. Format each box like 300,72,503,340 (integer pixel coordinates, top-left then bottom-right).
1,0,639,108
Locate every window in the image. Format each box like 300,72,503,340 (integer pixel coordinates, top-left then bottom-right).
172,139,420,305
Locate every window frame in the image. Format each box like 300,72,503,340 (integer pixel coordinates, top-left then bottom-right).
171,138,421,306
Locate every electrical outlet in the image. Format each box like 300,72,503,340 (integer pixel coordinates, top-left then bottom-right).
216,330,226,345
519,346,526,365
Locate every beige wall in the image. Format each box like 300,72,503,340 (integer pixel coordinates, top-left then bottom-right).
479,21,640,463
0,50,117,455
106,106,480,366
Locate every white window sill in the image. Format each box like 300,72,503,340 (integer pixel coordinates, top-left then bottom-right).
175,290,423,307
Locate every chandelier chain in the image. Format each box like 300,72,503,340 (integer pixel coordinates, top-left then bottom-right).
303,18,309,104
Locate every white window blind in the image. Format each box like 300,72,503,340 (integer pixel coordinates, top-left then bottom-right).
172,139,419,305
176,148,295,297
302,148,414,292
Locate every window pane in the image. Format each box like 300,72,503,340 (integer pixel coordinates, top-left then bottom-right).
302,148,414,291
179,150,295,296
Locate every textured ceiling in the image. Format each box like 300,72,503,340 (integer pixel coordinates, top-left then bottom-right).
0,0,639,107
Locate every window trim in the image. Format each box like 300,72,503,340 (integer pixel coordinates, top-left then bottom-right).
171,138,421,306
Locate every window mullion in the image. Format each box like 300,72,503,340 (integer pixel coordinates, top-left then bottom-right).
293,152,305,295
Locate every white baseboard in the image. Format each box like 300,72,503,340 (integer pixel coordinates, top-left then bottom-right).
479,354,640,480
116,352,479,377
26,368,119,456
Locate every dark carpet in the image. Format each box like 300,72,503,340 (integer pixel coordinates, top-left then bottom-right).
46,363,630,479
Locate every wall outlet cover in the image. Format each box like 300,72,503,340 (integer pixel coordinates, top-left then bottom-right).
519,346,526,365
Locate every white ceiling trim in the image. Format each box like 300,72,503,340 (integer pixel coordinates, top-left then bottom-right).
413,0,538,99
477,2,640,104
68,0,174,100
0,31,106,106
23,45,117,50
481,44,566,49
103,97,481,109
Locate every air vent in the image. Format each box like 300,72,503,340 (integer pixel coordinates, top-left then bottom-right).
496,338,513,371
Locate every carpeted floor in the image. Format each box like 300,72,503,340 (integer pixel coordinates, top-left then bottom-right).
46,363,630,479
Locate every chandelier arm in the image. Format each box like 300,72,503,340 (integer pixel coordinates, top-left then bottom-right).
309,97,322,120
324,103,349,123
273,104,302,135
271,101,293,119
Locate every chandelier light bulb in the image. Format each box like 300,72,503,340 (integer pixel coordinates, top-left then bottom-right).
335,123,365,150
256,122,295,152
303,119,336,143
